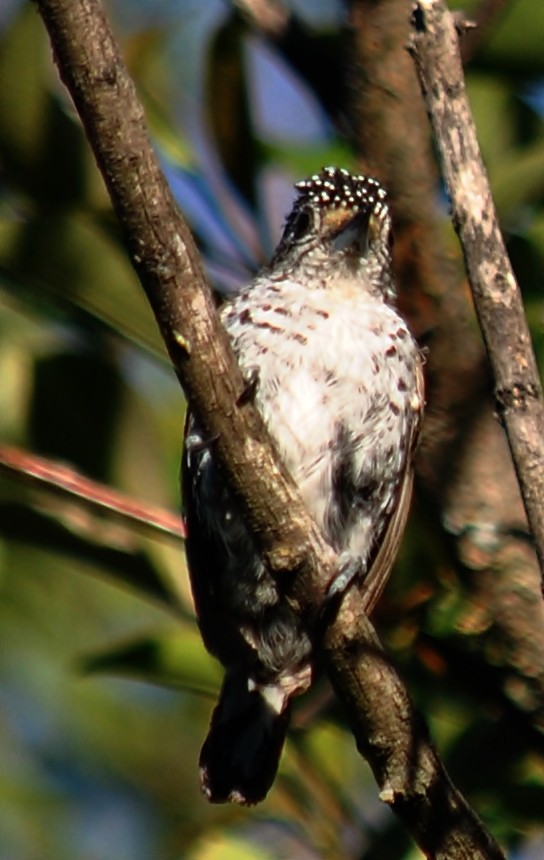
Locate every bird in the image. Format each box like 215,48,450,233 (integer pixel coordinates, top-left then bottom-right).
182,166,424,805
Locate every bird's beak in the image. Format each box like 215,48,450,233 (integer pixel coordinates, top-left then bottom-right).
331,207,373,254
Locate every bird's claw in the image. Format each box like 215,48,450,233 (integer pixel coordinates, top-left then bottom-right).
325,554,364,601
237,366,260,406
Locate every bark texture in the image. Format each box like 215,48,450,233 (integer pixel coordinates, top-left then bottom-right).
410,0,544,584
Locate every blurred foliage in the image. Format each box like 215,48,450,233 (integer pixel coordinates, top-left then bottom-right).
1,1,544,859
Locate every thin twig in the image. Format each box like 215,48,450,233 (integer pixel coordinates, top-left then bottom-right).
410,0,544,589
0,444,184,540
34,0,506,855
459,0,513,63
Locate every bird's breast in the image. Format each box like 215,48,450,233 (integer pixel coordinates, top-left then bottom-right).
221,281,422,547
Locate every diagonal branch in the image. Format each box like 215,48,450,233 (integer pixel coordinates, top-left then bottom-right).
34,0,335,605
0,444,184,540
410,0,544,589
34,0,505,855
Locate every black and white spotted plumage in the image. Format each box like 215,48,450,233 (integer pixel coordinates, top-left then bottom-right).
182,167,424,805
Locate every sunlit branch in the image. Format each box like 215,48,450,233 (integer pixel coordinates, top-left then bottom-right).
411,0,544,589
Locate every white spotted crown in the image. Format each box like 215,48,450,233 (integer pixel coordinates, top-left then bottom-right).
267,167,395,302
294,166,387,212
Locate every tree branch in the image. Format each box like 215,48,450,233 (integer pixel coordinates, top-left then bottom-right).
35,0,337,605
410,0,544,588
347,0,544,738
345,0,488,496
0,444,184,540
35,0,505,855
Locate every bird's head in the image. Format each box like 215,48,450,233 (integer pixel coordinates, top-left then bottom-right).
269,167,395,302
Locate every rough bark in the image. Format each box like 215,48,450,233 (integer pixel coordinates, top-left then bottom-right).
346,0,487,499
346,0,544,733
34,0,337,606
410,0,544,586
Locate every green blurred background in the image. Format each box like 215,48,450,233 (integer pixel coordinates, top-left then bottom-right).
1,1,544,858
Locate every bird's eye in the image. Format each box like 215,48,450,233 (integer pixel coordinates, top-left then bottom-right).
287,208,312,242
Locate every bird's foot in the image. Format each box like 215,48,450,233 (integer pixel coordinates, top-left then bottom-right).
237,366,260,406
325,553,364,601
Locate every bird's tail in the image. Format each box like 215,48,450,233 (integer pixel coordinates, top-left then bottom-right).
199,670,291,805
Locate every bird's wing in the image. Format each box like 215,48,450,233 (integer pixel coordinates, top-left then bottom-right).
359,354,424,614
